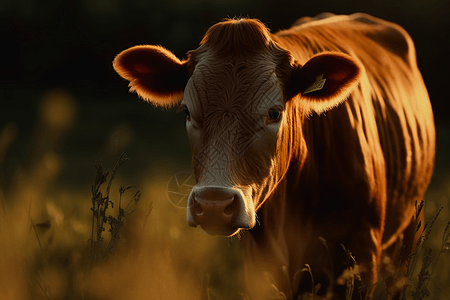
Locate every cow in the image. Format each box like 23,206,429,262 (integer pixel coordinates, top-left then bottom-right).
113,13,435,299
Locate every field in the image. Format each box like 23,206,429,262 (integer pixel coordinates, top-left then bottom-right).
0,87,448,300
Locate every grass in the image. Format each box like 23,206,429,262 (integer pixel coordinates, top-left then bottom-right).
0,88,449,299
89,152,144,263
405,207,450,300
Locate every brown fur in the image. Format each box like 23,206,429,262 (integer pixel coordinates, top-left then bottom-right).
113,13,435,299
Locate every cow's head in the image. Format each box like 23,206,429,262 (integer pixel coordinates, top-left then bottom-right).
113,18,361,236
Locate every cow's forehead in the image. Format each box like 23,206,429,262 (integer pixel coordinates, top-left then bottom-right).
183,57,284,116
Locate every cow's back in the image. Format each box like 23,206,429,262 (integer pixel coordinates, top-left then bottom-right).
274,13,435,247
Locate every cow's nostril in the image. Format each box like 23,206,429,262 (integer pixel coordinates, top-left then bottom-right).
224,196,238,217
192,197,204,216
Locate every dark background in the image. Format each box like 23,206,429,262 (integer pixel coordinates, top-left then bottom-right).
0,0,449,190
1,0,448,102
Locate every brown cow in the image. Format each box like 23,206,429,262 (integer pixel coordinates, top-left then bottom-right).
113,13,435,299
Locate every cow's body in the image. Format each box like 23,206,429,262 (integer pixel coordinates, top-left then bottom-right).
241,13,435,298
113,13,435,299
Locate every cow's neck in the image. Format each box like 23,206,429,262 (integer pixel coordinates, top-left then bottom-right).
241,107,320,297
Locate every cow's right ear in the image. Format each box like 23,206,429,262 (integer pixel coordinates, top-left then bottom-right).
113,45,189,108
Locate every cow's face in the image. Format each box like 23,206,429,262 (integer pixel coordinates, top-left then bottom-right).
180,54,287,236
113,18,361,236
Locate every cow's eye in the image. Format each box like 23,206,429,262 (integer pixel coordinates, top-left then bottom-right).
268,109,281,121
184,108,191,118
177,104,191,120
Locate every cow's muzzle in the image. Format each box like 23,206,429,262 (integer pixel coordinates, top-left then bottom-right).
186,186,253,236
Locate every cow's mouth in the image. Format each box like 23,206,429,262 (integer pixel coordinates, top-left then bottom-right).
200,226,241,237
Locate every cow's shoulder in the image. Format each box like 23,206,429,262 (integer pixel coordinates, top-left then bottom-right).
290,12,336,27
348,13,415,62
288,13,415,63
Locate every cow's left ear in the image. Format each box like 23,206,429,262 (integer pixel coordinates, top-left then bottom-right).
113,45,190,108
287,52,362,114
